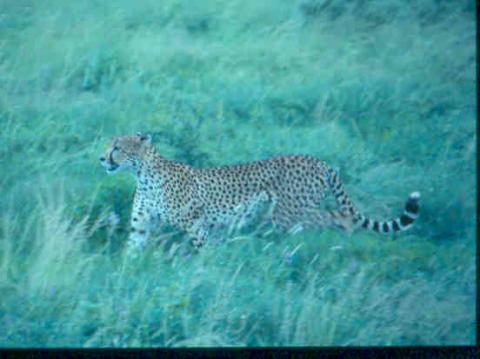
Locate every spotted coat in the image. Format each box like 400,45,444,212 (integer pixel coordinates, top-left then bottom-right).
100,134,421,251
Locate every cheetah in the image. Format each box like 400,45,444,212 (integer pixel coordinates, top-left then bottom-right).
100,133,420,251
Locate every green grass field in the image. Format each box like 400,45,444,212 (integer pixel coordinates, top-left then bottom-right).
0,0,476,347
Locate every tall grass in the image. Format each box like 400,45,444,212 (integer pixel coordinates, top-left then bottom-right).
0,0,476,346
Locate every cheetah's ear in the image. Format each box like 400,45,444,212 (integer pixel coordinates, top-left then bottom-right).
137,132,152,144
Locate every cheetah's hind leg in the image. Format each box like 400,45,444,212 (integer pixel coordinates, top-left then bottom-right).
296,206,354,235
187,222,210,252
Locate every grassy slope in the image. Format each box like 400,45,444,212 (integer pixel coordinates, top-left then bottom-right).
0,0,476,346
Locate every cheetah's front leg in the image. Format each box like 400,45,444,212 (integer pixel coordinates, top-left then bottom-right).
128,221,150,251
127,198,157,253
186,220,209,251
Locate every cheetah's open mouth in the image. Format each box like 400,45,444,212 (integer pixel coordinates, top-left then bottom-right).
106,163,119,173
104,150,120,173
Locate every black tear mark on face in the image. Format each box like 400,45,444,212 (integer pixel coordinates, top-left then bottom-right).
109,149,117,166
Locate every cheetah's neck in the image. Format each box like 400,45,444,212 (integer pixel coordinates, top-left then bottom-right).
135,147,193,189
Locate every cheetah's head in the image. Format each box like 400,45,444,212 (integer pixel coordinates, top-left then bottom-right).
100,133,152,174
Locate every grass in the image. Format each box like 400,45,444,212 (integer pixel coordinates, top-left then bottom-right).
0,0,476,347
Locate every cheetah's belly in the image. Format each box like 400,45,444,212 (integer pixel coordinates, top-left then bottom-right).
201,191,272,229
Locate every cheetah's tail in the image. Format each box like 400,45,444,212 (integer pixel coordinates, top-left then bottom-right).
327,168,420,234
353,192,420,234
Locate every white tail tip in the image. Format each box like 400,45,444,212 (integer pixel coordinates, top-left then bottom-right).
410,191,421,200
